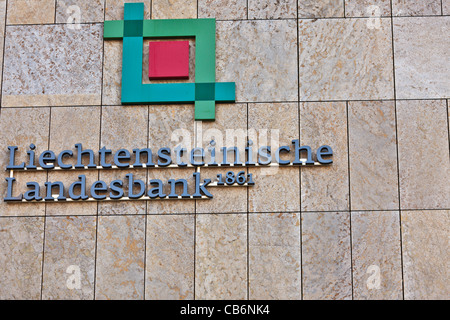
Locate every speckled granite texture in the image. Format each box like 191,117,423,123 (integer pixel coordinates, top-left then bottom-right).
0,0,448,300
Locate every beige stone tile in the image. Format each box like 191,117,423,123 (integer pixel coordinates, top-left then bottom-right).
402,210,449,300
101,106,148,150
444,0,450,14
147,168,196,214
249,213,301,299
0,217,44,299
348,101,399,211
99,105,148,215
248,0,297,19
49,107,101,163
45,171,99,216
351,211,403,300
95,215,145,299
105,0,151,20
7,0,55,25
2,24,103,107
247,103,300,213
196,167,248,213
344,0,391,17
102,40,122,106
42,216,96,300
299,18,394,101
149,105,195,162
393,17,450,99
0,108,50,217
302,212,352,300
397,100,450,210
146,215,194,299
45,106,100,215
298,0,344,18
56,0,105,24
392,0,442,16
195,214,247,299
300,102,349,212
152,0,197,19
249,166,300,213
198,0,247,20
217,20,298,102
196,103,248,214
248,103,299,163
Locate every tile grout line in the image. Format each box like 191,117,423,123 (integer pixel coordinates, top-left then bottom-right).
1,206,449,219
0,0,9,116
296,0,303,299
54,0,57,24
93,0,107,300
447,99,449,161
143,105,150,300
4,98,450,110
246,102,249,300
346,101,354,300
343,0,346,18
193,116,197,300
40,102,52,300
390,0,405,299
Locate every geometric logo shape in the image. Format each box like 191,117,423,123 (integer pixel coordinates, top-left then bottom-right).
149,40,189,79
103,2,236,121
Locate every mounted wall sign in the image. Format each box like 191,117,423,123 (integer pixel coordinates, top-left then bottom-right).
103,2,236,121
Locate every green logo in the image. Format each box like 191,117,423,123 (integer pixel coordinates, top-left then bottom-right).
104,2,235,121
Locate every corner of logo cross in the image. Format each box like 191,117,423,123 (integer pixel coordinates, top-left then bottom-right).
103,2,236,121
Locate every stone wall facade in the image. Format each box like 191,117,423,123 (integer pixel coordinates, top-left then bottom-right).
0,0,448,300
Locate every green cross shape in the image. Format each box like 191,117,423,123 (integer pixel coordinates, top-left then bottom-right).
103,2,235,121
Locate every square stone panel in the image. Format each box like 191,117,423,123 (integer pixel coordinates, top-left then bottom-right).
7,0,55,25
99,105,149,215
396,100,450,210
298,0,344,18
344,0,391,17
302,211,352,300
102,40,122,106
248,103,299,164
105,0,151,20
195,214,247,300
402,210,449,300
42,216,96,300
0,217,44,299
0,107,50,217
152,0,197,19
147,168,196,214
249,213,301,300
351,211,403,300
444,0,450,14
46,106,100,215
393,17,450,99
196,103,248,214
217,20,298,103
2,24,103,107
95,215,146,299
56,0,105,24
248,0,297,19
300,102,349,212
299,18,394,101
249,166,300,213
198,0,247,20
146,215,194,299
392,0,442,16
348,101,399,211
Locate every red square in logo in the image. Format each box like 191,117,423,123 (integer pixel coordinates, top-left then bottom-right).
148,40,189,79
